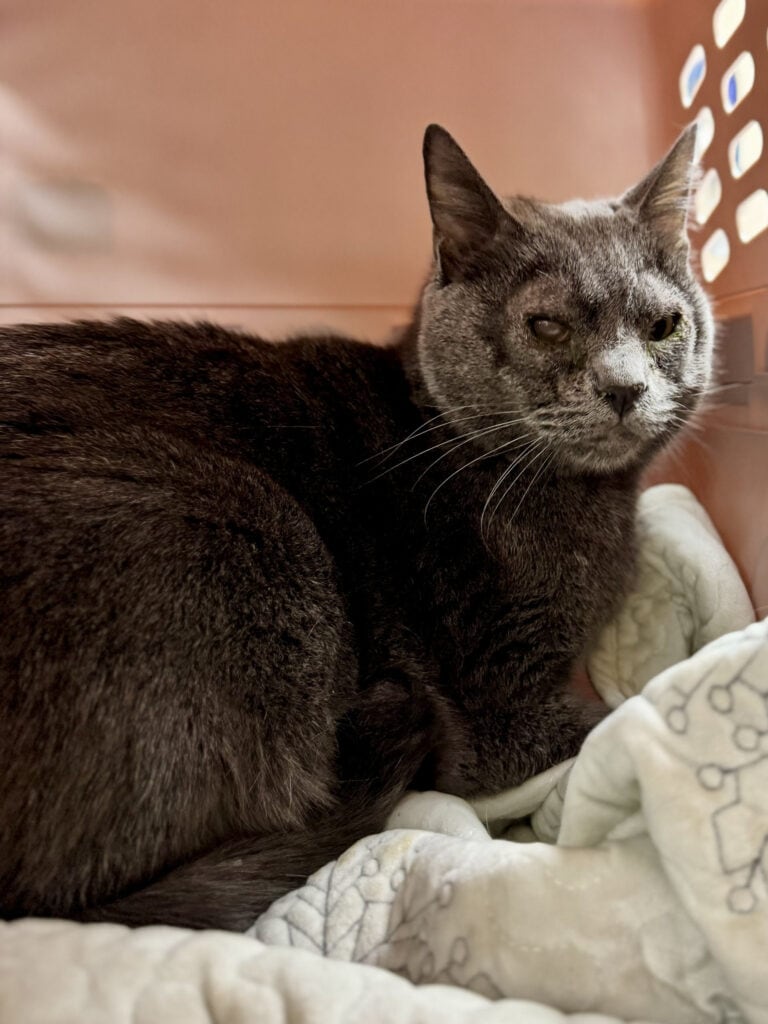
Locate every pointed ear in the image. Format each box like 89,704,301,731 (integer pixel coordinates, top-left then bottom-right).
621,124,698,255
423,124,507,282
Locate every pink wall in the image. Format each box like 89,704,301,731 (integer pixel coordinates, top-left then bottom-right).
2,0,661,339
4,1,764,603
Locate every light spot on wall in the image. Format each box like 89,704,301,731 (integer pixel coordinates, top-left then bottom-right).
13,179,113,251
701,227,731,281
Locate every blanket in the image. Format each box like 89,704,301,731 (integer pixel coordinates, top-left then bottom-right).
255,618,768,1023
0,485,760,1024
588,484,755,707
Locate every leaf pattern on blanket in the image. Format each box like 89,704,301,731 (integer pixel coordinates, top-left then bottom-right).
253,831,502,997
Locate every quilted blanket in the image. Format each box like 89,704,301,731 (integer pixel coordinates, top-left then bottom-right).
0,485,762,1024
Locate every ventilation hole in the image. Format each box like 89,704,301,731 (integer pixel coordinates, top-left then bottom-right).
728,120,764,178
736,189,768,242
694,107,716,160
680,44,707,109
701,228,731,281
713,0,746,48
695,168,723,224
721,51,755,113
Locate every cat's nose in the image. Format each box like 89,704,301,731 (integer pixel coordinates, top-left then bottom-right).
600,383,646,418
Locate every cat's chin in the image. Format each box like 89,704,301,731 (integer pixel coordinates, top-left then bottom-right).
554,432,650,476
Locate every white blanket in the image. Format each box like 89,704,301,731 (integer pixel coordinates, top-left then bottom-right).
588,484,755,707
0,485,761,1024
255,618,768,1023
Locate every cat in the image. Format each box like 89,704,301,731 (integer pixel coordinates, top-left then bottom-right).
0,124,713,932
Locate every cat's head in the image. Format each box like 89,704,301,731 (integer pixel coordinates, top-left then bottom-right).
414,125,714,475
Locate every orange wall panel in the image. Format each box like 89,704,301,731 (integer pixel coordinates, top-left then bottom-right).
2,0,661,335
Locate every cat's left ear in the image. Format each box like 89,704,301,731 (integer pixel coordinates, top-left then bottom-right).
620,124,698,255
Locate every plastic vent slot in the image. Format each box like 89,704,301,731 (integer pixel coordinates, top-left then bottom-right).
695,168,723,225
680,44,707,108
694,107,716,159
701,228,731,281
713,0,746,48
736,190,768,243
721,51,755,113
728,120,764,178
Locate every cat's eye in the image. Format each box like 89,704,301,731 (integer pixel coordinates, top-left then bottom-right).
528,318,571,344
649,313,681,342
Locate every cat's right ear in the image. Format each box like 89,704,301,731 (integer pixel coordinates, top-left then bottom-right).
423,125,507,283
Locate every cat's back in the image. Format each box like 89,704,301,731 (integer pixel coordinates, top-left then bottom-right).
0,316,415,612
0,317,407,458
0,317,295,443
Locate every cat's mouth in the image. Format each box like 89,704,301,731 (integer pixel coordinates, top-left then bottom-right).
527,400,677,474
552,421,652,473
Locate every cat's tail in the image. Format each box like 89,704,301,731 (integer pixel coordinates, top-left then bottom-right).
78,792,398,933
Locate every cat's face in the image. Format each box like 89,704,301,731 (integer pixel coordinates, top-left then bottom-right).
416,126,714,475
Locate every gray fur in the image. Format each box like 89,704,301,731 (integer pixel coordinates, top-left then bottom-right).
0,125,713,931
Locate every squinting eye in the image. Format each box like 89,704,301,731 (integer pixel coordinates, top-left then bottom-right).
649,312,681,342
528,317,571,344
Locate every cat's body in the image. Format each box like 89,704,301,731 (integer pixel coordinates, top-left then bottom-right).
0,126,713,930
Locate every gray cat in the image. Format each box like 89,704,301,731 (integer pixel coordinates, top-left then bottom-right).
0,124,713,931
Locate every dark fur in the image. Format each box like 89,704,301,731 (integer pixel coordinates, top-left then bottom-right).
0,126,713,930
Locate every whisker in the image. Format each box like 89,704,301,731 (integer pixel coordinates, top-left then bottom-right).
480,440,539,537
665,410,711,445
361,405,523,467
365,415,532,485
489,442,548,528
678,418,705,434
389,409,521,457
364,428,477,484
412,418,532,488
701,381,748,395
486,438,548,535
422,432,535,523
679,432,717,458
658,431,715,484
508,447,554,523
359,405,481,466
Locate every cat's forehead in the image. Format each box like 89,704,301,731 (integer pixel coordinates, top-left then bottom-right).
501,195,618,224
499,193,682,315
501,194,642,258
